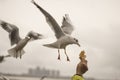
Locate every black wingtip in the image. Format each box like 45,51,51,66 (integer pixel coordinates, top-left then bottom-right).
0,56,4,63
31,0,35,4
0,21,7,29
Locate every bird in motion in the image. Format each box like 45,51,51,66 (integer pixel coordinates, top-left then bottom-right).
31,0,80,61
0,20,44,59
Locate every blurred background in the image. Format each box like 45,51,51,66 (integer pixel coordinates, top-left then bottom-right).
0,0,120,80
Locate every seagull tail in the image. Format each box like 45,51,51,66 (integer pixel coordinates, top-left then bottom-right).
43,44,50,47
43,44,56,48
8,48,25,59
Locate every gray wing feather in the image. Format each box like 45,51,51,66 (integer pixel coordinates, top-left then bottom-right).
0,20,13,33
61,14,74,35
32,0,65,39
0,20,21,45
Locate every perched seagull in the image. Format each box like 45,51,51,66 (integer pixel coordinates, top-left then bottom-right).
0,20,44,58
31,0,80,61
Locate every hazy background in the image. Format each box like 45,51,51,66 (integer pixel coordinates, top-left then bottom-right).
0,0,120,79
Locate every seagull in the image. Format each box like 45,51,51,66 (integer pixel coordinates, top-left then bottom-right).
0,20,44,58
8,31,44,58
31,0,80,61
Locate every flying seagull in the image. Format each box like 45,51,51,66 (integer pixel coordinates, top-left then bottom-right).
0,20,44,58
8,31,44,58
31,0,80,61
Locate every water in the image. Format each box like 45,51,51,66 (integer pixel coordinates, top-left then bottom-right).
7,76,70,80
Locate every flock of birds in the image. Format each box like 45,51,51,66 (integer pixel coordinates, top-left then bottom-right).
0,0,80,64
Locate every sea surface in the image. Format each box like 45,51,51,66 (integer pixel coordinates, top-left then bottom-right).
7,76,70,80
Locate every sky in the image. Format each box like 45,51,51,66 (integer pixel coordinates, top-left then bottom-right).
0,0,120,79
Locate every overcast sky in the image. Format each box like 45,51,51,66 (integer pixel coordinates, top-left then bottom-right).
0,0,120,79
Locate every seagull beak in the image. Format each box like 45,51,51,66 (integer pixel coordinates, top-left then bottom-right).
38,35,45,39
77,43,80,47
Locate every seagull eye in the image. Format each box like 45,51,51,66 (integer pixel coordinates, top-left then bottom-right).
74,38,78,42
76,39,78,42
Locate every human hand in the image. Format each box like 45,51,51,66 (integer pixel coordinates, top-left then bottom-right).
79,50,86,59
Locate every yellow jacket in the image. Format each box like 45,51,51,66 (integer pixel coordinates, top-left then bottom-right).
71,74,84,80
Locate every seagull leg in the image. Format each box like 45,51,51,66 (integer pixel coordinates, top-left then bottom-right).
16,53,17,58
20,51,22,59
64,48,70,61
16,50,19,59
15,51,17,58
19,50,24,59
14,53,16,58
58,49,60,60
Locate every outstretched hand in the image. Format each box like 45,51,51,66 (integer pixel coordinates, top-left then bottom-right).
79,50,86,59
78,51,88,74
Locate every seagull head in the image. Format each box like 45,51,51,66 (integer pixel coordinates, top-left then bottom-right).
71,37,80,47
64,14,72,24
0,21,7,27
27,31,44,40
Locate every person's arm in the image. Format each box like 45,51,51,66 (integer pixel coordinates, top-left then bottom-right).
79,51,88,74
80,59,88,74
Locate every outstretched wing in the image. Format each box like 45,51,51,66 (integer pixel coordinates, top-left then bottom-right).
31,0,65,39
61,14,74,35
0,20,21,45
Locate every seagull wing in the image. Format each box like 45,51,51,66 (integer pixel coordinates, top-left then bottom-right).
61,14,74,35
0,20,21,45
0,20,13,33
32,0,65,39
